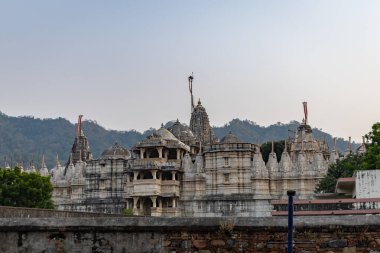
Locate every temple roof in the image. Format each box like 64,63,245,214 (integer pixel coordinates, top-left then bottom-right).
100,142,130,159
221,131,241,143
167,120,195,142
156,125,179,141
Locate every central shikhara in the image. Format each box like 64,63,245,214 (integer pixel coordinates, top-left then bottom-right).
50,77,342,217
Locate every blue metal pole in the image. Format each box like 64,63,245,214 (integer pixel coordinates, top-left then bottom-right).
287,190,296,253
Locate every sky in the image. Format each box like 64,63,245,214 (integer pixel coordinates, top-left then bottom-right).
0,1,379,142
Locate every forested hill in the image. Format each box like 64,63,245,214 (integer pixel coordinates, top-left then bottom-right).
0,112,356,169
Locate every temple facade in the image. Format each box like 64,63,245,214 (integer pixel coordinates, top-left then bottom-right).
46,77,342,217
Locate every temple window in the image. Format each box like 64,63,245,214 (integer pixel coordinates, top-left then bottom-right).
224,157,229,166
162,171,172,181
162,197,173,208
149,149,159,158
142,171,153,179
168,149,177,159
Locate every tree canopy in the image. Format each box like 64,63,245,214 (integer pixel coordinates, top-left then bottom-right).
260,140,286,163
0,167,54,209
315,122,380,193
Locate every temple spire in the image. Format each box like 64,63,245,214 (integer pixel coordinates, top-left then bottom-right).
333,137,337,151
41,154,47,168
56,154,61,167
188,73,194,113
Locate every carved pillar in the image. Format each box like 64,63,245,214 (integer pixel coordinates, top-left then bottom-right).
152,170,157,179
157,147,163,158
133,172,139,180
176,149,181,160
171,171,176,181
140,148,145,159
151,197,157,208
172,198,176,208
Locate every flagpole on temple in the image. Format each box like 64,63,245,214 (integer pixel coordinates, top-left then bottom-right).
302,102,308,125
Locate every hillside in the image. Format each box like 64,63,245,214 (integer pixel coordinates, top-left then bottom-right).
0,112,357,168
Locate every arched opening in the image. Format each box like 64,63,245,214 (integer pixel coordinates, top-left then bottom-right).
143,198,153,216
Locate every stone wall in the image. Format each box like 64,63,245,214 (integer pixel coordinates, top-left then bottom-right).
0,206,123,218
0,216,380,253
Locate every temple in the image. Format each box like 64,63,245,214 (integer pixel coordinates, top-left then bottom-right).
45,76,343,217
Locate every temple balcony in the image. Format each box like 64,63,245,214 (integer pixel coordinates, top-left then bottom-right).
161,181,180,196
132,179,161,196
124,185,134,196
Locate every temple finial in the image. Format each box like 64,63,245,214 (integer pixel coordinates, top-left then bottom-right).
41,154,47,168
284,139,287,153
76,115,83,138
271,141,274,154
56,154,61,167
302,101,308,125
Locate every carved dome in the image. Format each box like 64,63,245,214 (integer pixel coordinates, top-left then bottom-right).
167,120,195,142
221,131,241,143
155,125,179,141
101,142,130,159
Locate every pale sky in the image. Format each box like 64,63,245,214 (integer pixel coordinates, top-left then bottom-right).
0,1,379,142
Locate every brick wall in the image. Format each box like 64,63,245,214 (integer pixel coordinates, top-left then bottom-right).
0,216,379,252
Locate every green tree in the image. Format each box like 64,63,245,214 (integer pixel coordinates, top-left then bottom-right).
260,140,286,163
360,122,380,170
0,167,54,209
316,122,380,193
315,154,361,193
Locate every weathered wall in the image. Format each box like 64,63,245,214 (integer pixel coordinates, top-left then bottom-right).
356,170,380,198
1,216,380,253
